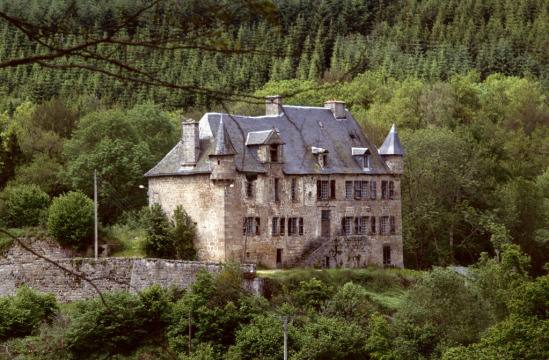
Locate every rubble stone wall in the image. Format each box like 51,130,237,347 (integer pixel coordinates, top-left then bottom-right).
0,238,261,303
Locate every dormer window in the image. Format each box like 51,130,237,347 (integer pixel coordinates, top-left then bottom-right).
312,147,329,169
352,148,370,171
270,144,279,162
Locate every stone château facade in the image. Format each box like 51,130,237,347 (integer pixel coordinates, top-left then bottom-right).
144,96,405,268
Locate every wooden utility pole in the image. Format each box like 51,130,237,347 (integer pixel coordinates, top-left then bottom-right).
94,169,98,259
189,310,192,355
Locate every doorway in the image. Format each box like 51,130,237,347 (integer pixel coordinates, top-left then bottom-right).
321,210,331,238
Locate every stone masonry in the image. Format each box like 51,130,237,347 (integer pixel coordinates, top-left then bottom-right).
0,238,261,303
145,96,406,269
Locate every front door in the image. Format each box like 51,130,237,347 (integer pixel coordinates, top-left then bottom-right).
276,249,283,268
321,210,331,238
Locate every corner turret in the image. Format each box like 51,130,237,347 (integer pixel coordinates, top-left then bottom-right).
378,124,405,174
209,117,236,181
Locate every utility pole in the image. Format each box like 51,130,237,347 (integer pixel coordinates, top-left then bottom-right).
94,169,98,259
188,310,192,355
274,314,296,360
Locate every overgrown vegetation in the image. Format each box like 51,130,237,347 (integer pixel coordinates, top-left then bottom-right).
0,248,547,359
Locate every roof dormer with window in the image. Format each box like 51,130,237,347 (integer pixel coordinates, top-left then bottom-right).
352,147,371,171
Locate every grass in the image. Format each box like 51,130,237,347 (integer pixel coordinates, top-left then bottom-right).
103,224,146,258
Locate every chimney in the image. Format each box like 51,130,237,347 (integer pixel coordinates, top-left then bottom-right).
265,95,283,116
324,99,346,119
181,119,200,166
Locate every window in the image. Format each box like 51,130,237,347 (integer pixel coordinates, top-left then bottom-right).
354,181,368,200
342,217,353,235
381,216,388,235
356,216,368,234
272,217,279,235
246,180,253,198
345,181,352,199
299,217,304,235
361,181,368,199
381,181,388,199
362,154,370,170
318,153,328,168
390,216,396,234
317,180,329,200
330,180,336,199
288,217,297,235
255,217,260,235
270,144,278,162
291,179,296,200
243,217,254,235
280,217,286,235
389,181,394,199
370,181,377,199
370,216,376,234
383,246,391,265
274,178,280,201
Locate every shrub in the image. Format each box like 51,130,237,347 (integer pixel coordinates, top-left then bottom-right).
0,285,58,341
4,184,50,227
64,290,149,357
47,191,94,249
143,204,196,260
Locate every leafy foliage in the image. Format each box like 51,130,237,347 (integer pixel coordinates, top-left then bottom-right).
142,204,197,260
3,184,50,227
47,191,94,249
0,285,58,341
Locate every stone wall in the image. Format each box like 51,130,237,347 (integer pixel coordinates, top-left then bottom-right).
0,238,261,303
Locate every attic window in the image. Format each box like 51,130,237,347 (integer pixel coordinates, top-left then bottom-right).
318,153,328,168
349,134,356,140
352,148,370,171
317,121,324,129
270,144,279,162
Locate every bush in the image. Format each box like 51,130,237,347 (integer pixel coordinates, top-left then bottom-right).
47,191,94,249
143,204,196,260
64,290,149,358
4,184,50,227
0,285,58,341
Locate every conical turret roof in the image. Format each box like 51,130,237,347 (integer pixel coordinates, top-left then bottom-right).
378,124,405,156
212,117,236,155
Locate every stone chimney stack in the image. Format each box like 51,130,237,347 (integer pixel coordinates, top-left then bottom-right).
265,95,283,116
324,99,346,119
181,119,200,166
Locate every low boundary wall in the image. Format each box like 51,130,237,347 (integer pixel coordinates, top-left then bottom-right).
0,238,261,302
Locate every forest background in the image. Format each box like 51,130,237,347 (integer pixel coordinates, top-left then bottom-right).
0,1,548,359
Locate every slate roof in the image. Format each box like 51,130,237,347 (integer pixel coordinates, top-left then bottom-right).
212,118,236,155
379,124,406,156
144,105,394,177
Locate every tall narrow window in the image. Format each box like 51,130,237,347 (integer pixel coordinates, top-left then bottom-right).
361,216,368,234
299,217,304,235
381,181,387,199
280,217,286,235
255,217,261,235
389,181,394,199
270,144,278,162
291,179,296,200
361,181,368,199
345,181,352,199
371,181,377,199
383,246,391,265
274,178,280,201
243,217,255,235
390,216,396,234
246,180,253,198
381,216,388,235
272,217,279,235
330,180,336,199
342,217,353,235
318,180,329,200
354,181,362,199
371,216,376,234
288,217,297,235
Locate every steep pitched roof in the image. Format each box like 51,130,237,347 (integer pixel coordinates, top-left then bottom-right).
378,124,406,156
211,118,236,155
145,105,392,177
